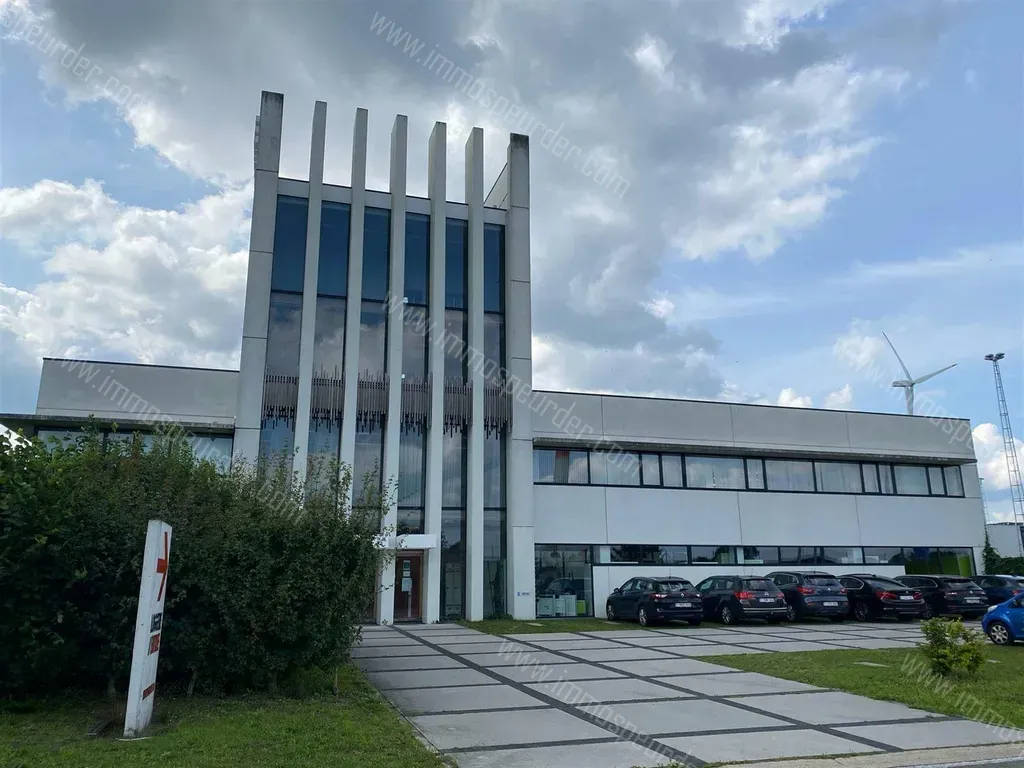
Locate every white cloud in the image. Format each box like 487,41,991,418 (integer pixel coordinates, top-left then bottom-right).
777,387,813,407
833,320,888,372
631,33,675,90
824,384,853,409
974,423,1024,493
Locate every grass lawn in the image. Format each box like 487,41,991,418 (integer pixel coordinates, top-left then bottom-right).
459,617,657,634
714,646,1024,729
0,665,447,768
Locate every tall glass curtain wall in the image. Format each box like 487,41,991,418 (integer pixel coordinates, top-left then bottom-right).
260,196,307,468
483,223,506,618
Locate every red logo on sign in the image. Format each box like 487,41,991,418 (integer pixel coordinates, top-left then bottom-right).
156,531,169,601
142,683,156,699
148,633,161,654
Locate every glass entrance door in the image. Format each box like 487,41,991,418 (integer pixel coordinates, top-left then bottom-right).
393,552,422,622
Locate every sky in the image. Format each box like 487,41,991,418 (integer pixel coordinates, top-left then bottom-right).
0,0,1021,522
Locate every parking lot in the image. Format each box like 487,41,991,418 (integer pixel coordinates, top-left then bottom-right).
353,620,1022,767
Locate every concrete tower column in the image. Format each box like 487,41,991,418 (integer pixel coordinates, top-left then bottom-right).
234,91,284,463
464,127,486,621
339,109,368,504
505,134,535,620
378,114,408,624
422,122,447,624
291,101,328,483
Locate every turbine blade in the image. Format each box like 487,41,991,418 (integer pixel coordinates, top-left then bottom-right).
882,331,912,380
912,363,957,385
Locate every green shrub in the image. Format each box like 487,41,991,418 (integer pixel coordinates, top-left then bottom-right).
0,427,393,697
920,617,986,677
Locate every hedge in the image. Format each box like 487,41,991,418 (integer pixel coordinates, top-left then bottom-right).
0,428,391,697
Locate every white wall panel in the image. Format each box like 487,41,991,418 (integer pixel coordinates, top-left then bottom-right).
604,488,742,545
534,485,608,543
846,412,974,459
730,406,850,452
738,493,862,546
532,392,604,441
600,397,734,447
855,496,984,548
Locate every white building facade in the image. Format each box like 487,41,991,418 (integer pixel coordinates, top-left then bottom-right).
2,91,989,624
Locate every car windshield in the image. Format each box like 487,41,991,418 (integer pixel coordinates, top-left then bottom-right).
655,581,692,592
806,577,840,586
943,579,979,590
867,578,905,590
744,579,776,591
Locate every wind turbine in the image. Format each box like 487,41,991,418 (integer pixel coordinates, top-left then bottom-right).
881,332,957,415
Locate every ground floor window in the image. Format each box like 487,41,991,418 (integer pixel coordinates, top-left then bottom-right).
534,545,593,617
440,507,466,620
484,508,506,618
903,547,976,576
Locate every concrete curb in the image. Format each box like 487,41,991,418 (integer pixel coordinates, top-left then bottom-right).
718,743,1024,768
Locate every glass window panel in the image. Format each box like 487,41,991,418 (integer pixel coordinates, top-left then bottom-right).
742,546,778,565
606,452,640,485
746,459,765,490
442,431,466,507
265,292,302,375
483,314,504,387
440,508,466,619
534,545,593,617
533,448,555,483
820,547,864,565
894,464,929,495
484,432,505,507
312,296,345,377
814,462,863,493
878,464,895,494
484,223,504,313
779,546,819,565
445,218,468,309
944,465,964,496
863,546,904,565
362,207,390,301
306,419,340,492
259,420,294,473
401,306,428,380
353,422,383,503
187,435,232,473
610,545,687,565
358,301,387,375
661,454,683,487
404,213,430,305
271,195,307,293
398,428,426,508
317,201,349,297
641,454,661,485
589,451,609,484
567,450,589,484
765,459,815,492
686,456,745,489
443,310,467,381
862,463,880,493
483,508,506,618
397,507,424,535
928,466,946,495
905,547,976,576
690,546,736,564
35,428,76,451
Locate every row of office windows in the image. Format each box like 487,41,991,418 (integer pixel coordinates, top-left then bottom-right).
35,428,233,473
533,447,966,498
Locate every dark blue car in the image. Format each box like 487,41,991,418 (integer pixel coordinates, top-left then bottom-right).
976,575,1024,605
982,594,1024,646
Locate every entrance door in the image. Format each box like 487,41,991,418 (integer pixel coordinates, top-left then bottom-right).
393,552,422,622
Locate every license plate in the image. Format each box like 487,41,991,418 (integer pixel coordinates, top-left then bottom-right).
966,598,982,603
824,601,839,607
899,595,914,601
675,602,692,608
758,598,774,603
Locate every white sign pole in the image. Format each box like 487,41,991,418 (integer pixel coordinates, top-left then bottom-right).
124,519,172,738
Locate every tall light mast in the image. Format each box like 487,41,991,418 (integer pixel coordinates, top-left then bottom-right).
985,353,1024,526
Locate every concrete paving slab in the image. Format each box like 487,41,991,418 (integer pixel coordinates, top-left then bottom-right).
667,644,765,656
357,636,427,647
383,683,544,715
425,634,506,644
837,719,1024,749
653,627,745,637
663,671,820,696
828,637,919,649
764,631,853,641
660,727,879,762
617,635,714,648
525,676,691,705
578,630,662,639
438,641,533,654
351,644,440,658
849,629,923,639
733,690,939,725
604,657,735,676
526,638,622,651
410,707,611,750
458,650,566,667
720,625,797,634
492,662,625,683
740,640,837,652
400,623,474,632
365,667,496,690
354,655,467,672
562,647,677,662
453,740,677,767
577,697,788,734
504,632,593,641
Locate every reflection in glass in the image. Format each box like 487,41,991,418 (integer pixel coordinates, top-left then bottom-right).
686,456,745,489
483,314,504,386
778,546,819,564
483,508,506,618
604,452,640,485
746,459,765,490
661,454,683,487
534,545,593,617
266,292,302,374
444,310,467,381
442,431,466,507
362,207,390,301
928,466,945,495
398,427,425,508
306,419,340,493
483,223,504,313
441,508,466,619
863,546,904,565
814,462,863,493
398,508,424,535
401,306,428,380
271,196,308,293
944,466,964,496
312,297,345,376
641,454,661,485
894,465,929,495
821,547,864,565
765,459,815,492
690,546,736,564
353,422,383,503
484,432,505,508
405,213,430,305
879,463,895,494
318,201,350,297
445,218,468,309
358,301,387,375
862,463,880,493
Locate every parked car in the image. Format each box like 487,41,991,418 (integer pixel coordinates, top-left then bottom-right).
982,594,1024,646
976,575,1024,606
839,574,925,621
695,575,787,625
606,577,703,626
765,571,850,622
893,575,989,619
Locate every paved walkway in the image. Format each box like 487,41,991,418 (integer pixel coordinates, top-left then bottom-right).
353,621,1022,768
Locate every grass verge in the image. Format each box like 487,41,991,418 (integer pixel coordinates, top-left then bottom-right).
459,617,659,634
0,665,447,768
714,645,1024,729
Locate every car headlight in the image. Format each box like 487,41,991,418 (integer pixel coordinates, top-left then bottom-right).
986,605,998,614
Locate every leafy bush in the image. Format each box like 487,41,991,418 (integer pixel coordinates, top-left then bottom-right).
0,427,392,697
920,617,986,677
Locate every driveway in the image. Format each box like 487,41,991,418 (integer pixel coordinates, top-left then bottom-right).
353,621,1022,767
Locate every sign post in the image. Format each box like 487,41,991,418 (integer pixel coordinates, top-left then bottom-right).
124,520,172,738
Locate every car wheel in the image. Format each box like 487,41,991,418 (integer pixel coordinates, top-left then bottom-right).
854,602,871,622
638,606,649,627
606,603,617,622
687,618,702,626
719,605,735,625
922,602,934,620
785,604,797,622
987,621,1014,646
830,616,846,623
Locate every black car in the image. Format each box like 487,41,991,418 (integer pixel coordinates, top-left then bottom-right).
839,574,925,621
766,571,850,622
975,575,1024,606
894,575,989,619
695,575,787,625
606,577,703,626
